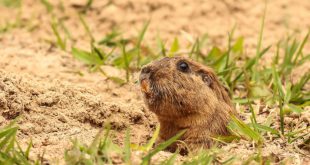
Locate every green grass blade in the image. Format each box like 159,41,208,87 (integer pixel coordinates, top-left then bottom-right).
168,37,179,57
252,123,280,135
232,37,244,53
278,97,285,135
297,54,310,65
121,43,130,82
92,45,105,60
290,72,310,103
72,47,103,65
225,26,236,70
272,65,285,134
0,0,21,8
40,0,53,13
255,3,266,63
0,127,18,150
101,123,112,148
144,124,160,152
59,19,72,40
81,0,93,13
124,129,131,165
142,130,186,165
294,29,310,64
51,18,66,50
284,82,292,104
247,100,257,124
25,139,32,159
272,65,284,97
228,116,263,143
189,39,198,58
4,130,16,153
222,157,236,165
15,140,32,165
88,130,104,155
251,3,266,81
98,29,121,46
286,104,304,113
107,76,126,85
156,35,166,57
78,13,94,42
233,45,271,83
136,21,150,67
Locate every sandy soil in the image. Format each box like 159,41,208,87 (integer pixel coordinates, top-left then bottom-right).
0,0,309,164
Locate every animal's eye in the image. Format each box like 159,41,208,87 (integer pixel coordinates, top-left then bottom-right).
177,61,189,72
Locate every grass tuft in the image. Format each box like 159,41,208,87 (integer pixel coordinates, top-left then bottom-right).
0,121,38,165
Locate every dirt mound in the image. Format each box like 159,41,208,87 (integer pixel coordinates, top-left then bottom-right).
0,70,155,162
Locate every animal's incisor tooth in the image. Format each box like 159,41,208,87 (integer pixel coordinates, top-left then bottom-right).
141,79,149,93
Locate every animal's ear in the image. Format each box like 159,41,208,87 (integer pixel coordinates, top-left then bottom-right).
197,70,213,86
197,69,232,104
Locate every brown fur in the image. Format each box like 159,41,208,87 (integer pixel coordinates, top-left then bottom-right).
139,56,237,153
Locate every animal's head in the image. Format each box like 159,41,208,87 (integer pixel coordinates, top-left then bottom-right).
139,56,231,118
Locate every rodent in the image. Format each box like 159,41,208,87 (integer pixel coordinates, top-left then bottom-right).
139,56,237,154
